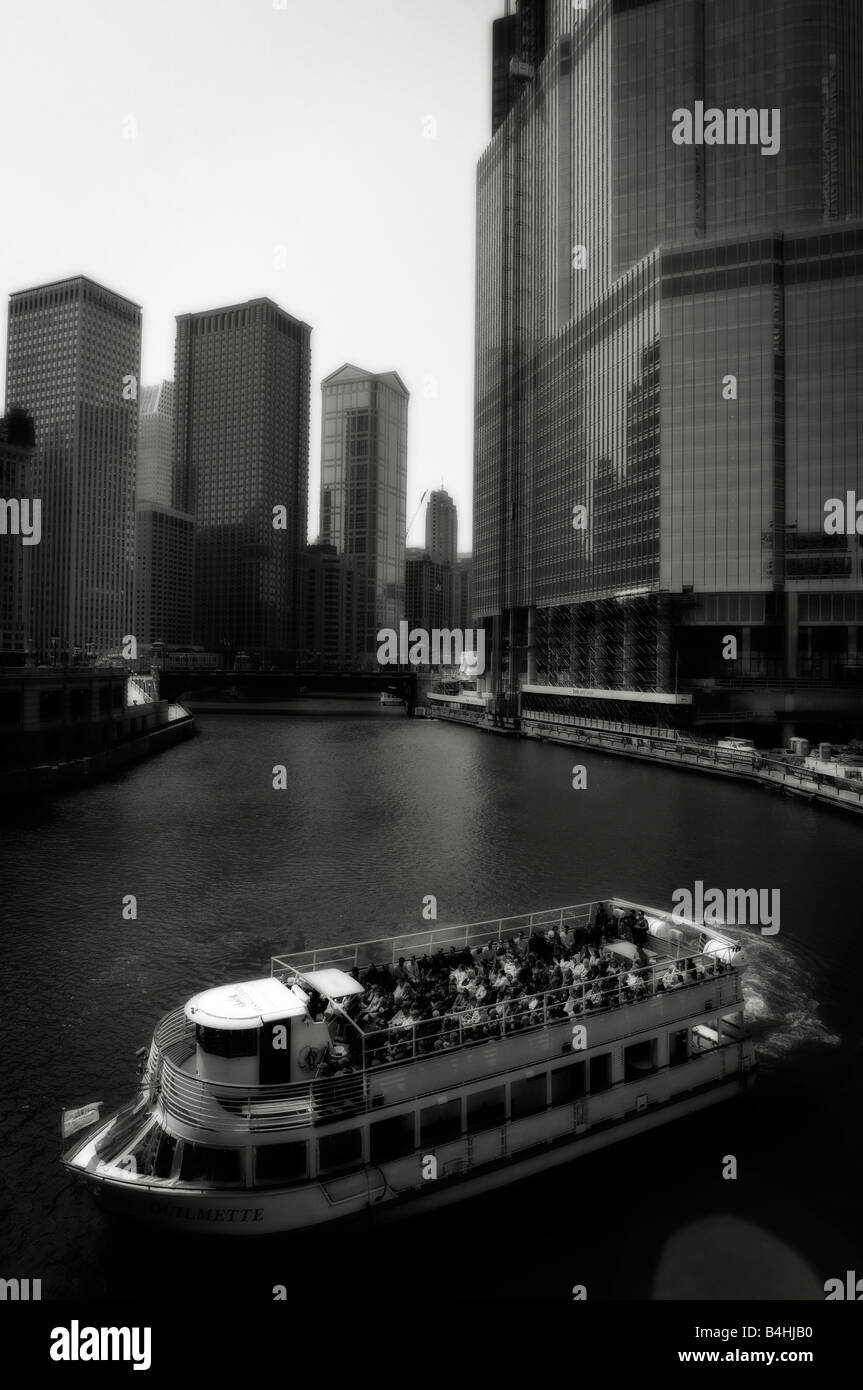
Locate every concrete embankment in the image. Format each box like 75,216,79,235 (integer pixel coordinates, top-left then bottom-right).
428,711,863,819
3,707,195,797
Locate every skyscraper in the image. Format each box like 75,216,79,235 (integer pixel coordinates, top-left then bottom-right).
425,487,458,566
319,364,409,666
5,276,141,660
137,381,174,508
135,380,194,648
474,0,863,734
174,298,311,667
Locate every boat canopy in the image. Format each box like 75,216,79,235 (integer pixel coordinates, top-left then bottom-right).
185,978,306,1030
292,967,365,1000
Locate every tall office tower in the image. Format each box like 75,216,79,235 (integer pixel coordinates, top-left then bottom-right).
299,542,361,671
425,488,458,566
174,298,311,666
475,0,863,735
137,381,174,507
319,364,409,667
134,381,194,647
0,410,35,660
5,276,141,661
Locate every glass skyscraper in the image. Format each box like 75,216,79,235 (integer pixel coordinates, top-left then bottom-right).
474,0,863,734
319,364,409,667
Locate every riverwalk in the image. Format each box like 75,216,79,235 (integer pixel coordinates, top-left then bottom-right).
427,709,863,819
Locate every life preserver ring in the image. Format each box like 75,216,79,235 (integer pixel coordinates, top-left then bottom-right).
298,1045,326,1071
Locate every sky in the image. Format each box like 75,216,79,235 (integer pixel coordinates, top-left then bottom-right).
0,0,502,549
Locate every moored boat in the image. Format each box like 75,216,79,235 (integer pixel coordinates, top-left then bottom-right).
61,897,755,1234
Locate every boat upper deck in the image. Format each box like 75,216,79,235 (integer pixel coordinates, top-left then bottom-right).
140,900,745,1137
271,899,738,983
270,899,743,1067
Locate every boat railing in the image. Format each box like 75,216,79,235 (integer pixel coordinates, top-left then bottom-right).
149,1008,367,1134
147,949,744,1132
358,952,743,1065
270,902,598,977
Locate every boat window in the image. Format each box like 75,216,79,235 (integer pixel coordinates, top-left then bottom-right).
691,1024,720,1052
318,1129,363,1174
94,1103,150,1162
720,1011,745,1039
369,1113,415,1162
254,1142,308,1185
589,1053,612,1093
550,1060,586,1105
466,1085,506,1131
196,1025,257,1058
420,1098,462,1148
129,1124,177,1179
179,1142,242,1185
668,1029,689,1067
511,1074,547,1120
624,1038,658,1082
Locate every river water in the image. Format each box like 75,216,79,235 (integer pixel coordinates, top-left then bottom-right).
1,710,859,1303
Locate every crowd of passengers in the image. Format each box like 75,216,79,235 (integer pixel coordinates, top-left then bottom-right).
325,906,733,1066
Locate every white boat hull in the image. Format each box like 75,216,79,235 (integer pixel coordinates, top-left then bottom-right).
70,1073,752,1236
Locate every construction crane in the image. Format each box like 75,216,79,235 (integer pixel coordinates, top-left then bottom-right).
406,489,429,541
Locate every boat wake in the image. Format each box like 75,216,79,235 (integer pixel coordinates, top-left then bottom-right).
732,931,839,1063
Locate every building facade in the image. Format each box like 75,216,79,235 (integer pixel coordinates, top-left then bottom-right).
0,410,35,661
5,276,141,661
453,555,474,634
319,364,409,667
405,547,452,636
474,0,863,735
137,381,175,508
134,504,194,647
135,380,194,648
299,542,361,670
174,298,311,667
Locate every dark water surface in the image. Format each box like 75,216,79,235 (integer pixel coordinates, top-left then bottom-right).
1,711,860,1302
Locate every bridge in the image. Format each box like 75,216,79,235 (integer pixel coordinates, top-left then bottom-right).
157,669,418,714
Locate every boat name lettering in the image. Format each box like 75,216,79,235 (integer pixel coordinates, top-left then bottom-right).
149,1203,264,1222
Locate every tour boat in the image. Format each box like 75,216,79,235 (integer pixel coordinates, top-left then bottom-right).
61,898,756,1234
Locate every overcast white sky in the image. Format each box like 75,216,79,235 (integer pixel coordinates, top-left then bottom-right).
0,0,502,549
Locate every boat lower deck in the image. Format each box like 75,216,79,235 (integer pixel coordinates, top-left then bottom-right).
73,1067,755,1235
